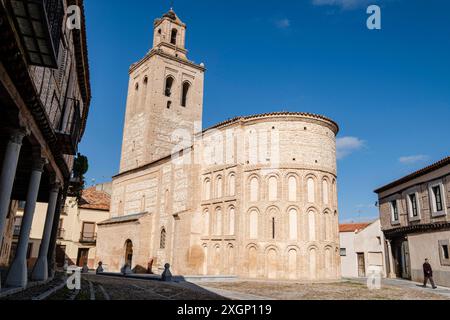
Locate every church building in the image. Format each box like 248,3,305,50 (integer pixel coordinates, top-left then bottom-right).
95,9,341,280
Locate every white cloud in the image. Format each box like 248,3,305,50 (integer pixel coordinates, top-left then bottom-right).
399,155,429,165
336,136,365,159
312,0,372,10
274,18,291,29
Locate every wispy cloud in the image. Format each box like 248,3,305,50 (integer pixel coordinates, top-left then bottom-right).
312,0,372,10
336,136,365,159
274,18,291,29
399,155,430,165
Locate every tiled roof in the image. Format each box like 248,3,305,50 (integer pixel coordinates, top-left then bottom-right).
78,187,111,211
97,212,148,226
339,223,371,233
374,156,450,194
203,112,339,134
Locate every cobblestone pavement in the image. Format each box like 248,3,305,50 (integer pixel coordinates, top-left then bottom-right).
3,274,449,300
46,274,228,300
199,279,450,300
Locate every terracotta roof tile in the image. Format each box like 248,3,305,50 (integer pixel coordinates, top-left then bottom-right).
78,187,110,211
339,223,371,233
374,156,450,194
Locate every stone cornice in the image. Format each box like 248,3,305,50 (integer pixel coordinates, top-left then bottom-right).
383,222,450,239
129,49,205,74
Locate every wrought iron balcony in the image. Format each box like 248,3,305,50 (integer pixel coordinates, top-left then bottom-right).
79,232,97,244
5,0,64,68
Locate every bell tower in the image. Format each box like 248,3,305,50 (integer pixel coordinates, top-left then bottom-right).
119,9,205,173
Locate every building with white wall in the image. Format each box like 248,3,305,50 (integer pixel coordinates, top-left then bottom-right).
10,184,111,270
340,220,386,278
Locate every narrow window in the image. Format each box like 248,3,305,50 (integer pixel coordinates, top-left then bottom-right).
391,201,399,221
443,245,449,260
433,186,443,212
170,29,178,45
181,82,190,107
272,217,275,239
307,178,315,203
250,177,259,202
340,248,347,257
165,77,174,97
268,176,278,201
409,194,418,217
160,228,166,249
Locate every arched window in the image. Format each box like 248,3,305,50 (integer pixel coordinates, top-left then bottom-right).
268,176,278,201
289,208,298,240
204,178,211,200
216,176,223,198
215,208,222,235
308,211,316,241
250,177,259,202
249,210,258,239
322,179,329,205
228,173,236,196
171,28,178,45
288,176,297,202
165,76,174,97
307,178,315,203
203,210,210,236
229,207,235,235
181,82,190,107
160,229,166,249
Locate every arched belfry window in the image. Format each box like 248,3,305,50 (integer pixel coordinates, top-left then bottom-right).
160,228,167,249
171,29,178,45
181,82,190,107
165,76,174,97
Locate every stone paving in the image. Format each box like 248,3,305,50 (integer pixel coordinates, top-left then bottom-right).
200,278,450,300
2,274,450,300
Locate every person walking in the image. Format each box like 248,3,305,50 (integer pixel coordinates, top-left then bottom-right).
423,258,437,289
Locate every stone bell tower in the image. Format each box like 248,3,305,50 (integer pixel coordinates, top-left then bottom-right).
119,9,205,173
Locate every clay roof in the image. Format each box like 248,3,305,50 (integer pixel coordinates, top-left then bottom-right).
203,111,339,134
78,187,110,211
339,223,371,233
98,212,148,226
374,156,450,194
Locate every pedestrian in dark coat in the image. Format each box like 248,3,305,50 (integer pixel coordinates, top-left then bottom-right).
423,258,437,289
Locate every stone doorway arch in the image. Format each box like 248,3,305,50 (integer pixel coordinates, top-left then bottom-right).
124,240,133,267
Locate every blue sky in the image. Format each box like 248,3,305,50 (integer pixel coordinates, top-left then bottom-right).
80,0,450,222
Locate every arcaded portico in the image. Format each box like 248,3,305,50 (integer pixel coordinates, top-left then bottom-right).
96,9,341,281
0,0,91,289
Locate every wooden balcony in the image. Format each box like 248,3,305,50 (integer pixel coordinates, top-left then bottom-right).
5,0,64,68
55,99,82,155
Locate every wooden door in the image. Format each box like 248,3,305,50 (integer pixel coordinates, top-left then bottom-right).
77,248,89,267
357,253,366,277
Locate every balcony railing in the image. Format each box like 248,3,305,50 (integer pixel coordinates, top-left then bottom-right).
57,228,65,239
6,0,64,68
79,232,97,243
13,225,21,237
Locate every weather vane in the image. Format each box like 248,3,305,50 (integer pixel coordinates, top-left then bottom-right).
170,0,174,10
